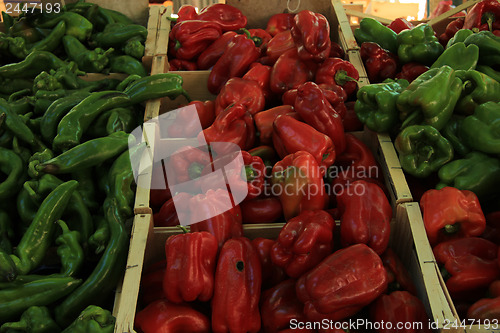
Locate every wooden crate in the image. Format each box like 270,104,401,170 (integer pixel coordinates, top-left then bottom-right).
114,202,459,332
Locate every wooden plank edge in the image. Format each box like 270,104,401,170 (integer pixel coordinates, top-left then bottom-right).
427,0,481,26
343,9,393,25
332,0,359,51
154,6,172,57
133,122,156,216
143,5,161,71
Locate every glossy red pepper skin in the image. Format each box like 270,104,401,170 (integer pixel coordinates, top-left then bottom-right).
433,237,499,263
291,10,331,62
337,180,392,254
169,20,222,60
251,237,286,289
330,41,346,59
264,30,296,65
166,146,211,185
468,296,500,320
271,210,335,278
241,197,283,224
177,5,198,21
154,198,179,227
294,81,347,155
283,84,348,119
212,237,262,333
208,33,261,94
260,279,310,333
342,101,364,132
360,42,398,83
266,13,296,36
315,57,359,97
387,18,415,33
272,115,336,171
167,100,216,138
270,48,316,95
272,151,329,221
249,145,280,174
254,105,296,145
214,77,265,116
199,103,255,155
334,133,380,176
395,62,430,83
140,261,166,305
296,244,388,321
197,31,237,70
135,299,211,333
463,0,500,31
196,3,247,31
243,63,273,103
382,248,418,295
249,28,272,50
163,231,218,303
169,59,197,71
420,187,486,245
369,291,432,333
438,17,465,46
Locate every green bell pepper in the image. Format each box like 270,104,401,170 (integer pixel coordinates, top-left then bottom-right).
442,115,471,157
354,78,409,133
0,306,61,333
60,305,114,333
477,64,500,82
454,69,500,115
55,220,83,277
460,101,500,154
397,23,444,65
395,124,454,178
397,65,462,130
446,29,474,48
354,18,398,53
431,42,479,71
123,36,146,59
437,151,500,199
464,31,500,67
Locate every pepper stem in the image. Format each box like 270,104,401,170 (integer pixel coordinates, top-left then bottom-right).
335,70,359,86
174,40,181,51
237,28,252,39
443,223,460,235
177,225,189,233
188,162,204,180
236,260,245,272
243,165,255,182
440,266,451,281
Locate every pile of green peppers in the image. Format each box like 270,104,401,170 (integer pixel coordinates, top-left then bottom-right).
0,2,192,332
354,24,500,208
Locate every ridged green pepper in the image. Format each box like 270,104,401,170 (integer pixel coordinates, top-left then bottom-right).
109,55,147,76
460,101,500,154
354,18,398,53
62,35,113,73
397,65,462,130
354,78,409,133
477,64,500,82
0,306,61,333
123,36,145,59
446,29,474,48
441,115,471,157
122,73,190,105
395,124,454,178
397,24,444,65
60,305,115,333
437,151,500,199
464,31,500,67
455,69,500,115
36,12,93,42
431,42,479,71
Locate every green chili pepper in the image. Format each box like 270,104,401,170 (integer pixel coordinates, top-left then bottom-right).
397,24,444,65
395,124,454,178
0,276,82,323
70,169,99,211
454,69,500,115
54,198,128,327
99,8,134,25
0,147,25,200
431,42,479,71
62,35,114,73
123,73,191,104
0,250,16,283
9,97,33,116
93,22,147,48
87,107,136,138
36,12,93,42
0,99,43,149
29,20,66,54
88,216,109,255
55,220,83,277
5,36,28,59
53,91,130,152
0,51,72,79
354,18,398,53
61,305,115,333
109,55,147,77
0,77,33,95
0,306,61,333
2,12,14,32
0,211,13,254
16,186,39,229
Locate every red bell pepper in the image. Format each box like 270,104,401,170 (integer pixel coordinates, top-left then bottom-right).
433,236,499,263
208,32,261,94
283,84,347,118
369,291,432,333
438,17,465,46
291,10,331,62
490,280,500,297
167,100,215,138
163,231,218,303
196,3,247,32
387,18,415,33
249,145,280,174
140,260,166,305
315,57,359,97
483,211,500,245
135,299,210,333
166,146,211,186
212,237,261,333
334,133,380,178
269,48,316,95
463,0,500,32
382,248,418,295
395,62,430,83
197,31,237,70
242,63,273,103
199,103,255,155
337,180,392,254
266,13,296,36
169,20,222,60
342,101,364,132
252,237,286,289
241,197,283,224
467,296,500,320
360,42,398,83
260,279,310,333
154,198,179,227
420,187,486,245
188,189,244,249
330,41,346,59
272,115,336,171
176,5,198,22
169,59,197,71
254,105,296,145
264,30,296,65
271,210,335,278
294,81,347,155
296,243,388,321
214,77,266,116
150,160,171,209
271,151,329,221
249,28,272,50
